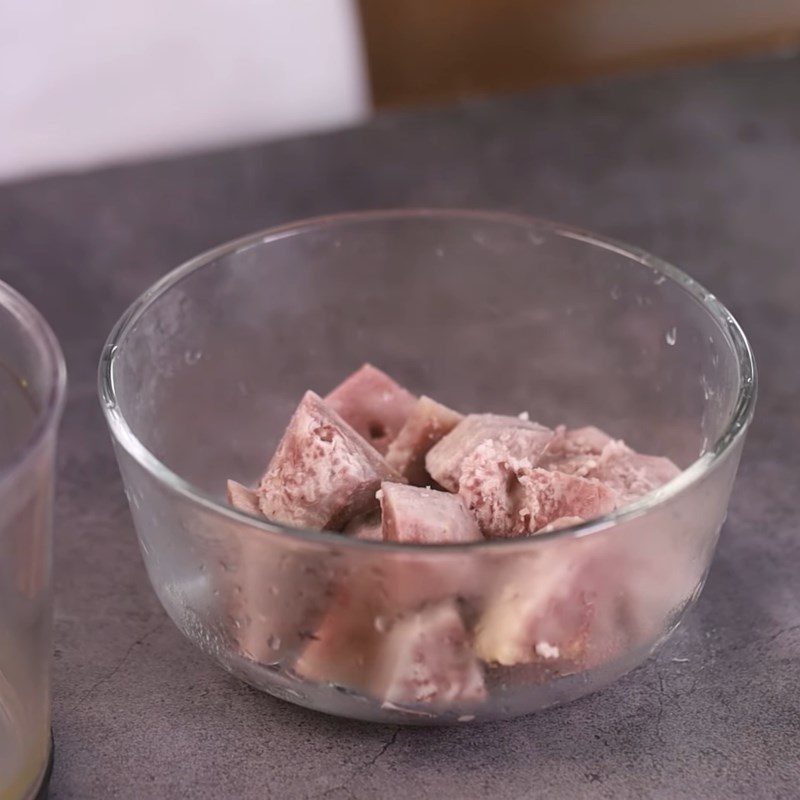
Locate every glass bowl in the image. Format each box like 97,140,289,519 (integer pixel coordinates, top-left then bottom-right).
99,210,755,724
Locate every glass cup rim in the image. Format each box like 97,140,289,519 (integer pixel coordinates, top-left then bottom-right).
0,279,67,486
98,209,757,552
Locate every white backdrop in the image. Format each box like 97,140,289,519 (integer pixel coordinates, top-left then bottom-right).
0,0,369,181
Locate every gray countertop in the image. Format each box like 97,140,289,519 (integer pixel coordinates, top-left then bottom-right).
1,54,799,799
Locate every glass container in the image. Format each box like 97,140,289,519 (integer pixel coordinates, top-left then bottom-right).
99,211,755,724
0,281,65,796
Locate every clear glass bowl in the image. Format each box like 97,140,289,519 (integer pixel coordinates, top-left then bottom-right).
0,280,65,798
99,210,755,724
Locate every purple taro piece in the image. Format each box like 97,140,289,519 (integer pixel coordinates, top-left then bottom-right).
325,364,417,455
458,440,616,538
385,396,463,485
380,482,482,545
514,468,617,531
293,580,384,688
540,427,680,507
344,511,384,542
294,551,481,692
594,440,681,505
425,414,554,492
258,391,400,531
375,600,486,707
226,480,261,516
539,425,614,476
226,482,331,664
473,547,599,668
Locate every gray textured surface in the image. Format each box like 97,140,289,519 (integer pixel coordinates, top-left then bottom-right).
1,54,798,798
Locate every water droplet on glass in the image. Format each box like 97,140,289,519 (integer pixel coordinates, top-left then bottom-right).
184,349,202,365
665,327,677,346
654,275,666,285
267,634,281,650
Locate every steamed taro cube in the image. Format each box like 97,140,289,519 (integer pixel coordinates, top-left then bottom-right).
225,481,331,665
325,364,417,455
426,414,554,492
380,482,482,545
344,511,384,541
593,440,680,505
374,600,486,707
539,425,614,476
293,582,384,688
512,467,616,533
473,548,597,668
293,546,483,697
474,525,688,671
541,428,680,505
385,396,463,485
258,391,399,531
458,441,616,538
226,480,261,516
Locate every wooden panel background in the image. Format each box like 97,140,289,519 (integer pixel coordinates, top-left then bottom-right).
358,0,800,106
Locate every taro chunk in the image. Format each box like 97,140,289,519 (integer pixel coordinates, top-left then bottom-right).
344,511,384,542
258,391,399,531
380,482,482,545
425,414,554,492
385,396,463,485
514,468,617,532
458,441,616,538
293,582,384,688
539,425,614,476
594,440,680,505
541,428,680,507
374,600,486,707
325,364,417,454
226,480,262,516
473,550,594,668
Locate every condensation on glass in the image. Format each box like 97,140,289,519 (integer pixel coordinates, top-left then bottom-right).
0,282,65,799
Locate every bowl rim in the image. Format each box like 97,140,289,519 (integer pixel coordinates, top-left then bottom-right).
0,279,67,488
98,208,757,552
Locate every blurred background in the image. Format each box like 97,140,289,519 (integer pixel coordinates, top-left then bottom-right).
2,0,800,182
